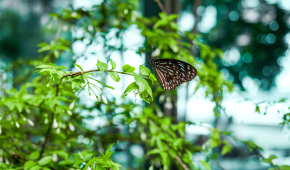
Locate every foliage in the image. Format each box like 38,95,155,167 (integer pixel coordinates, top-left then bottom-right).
0,0,289,170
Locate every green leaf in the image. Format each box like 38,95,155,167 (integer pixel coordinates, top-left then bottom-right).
38,156,53,166
149,74,157,84
146,86,153,98
255,105,260,114
122,64,135,72
199,161,211,170
55,151,69,160
221,144,232,155
71,79,85,89
279,165,290,170
58,160,73,165
173,138,183,149
103,143,114,161
97,59,108,73
36,65,54,69
83,157,98,170
53,50,59,58
56,66,69,69
37,42,49,47
29,151,40,160
95,165,106,170
109,72,121,82
242,140,263,151
24,161,36,170
279,98,286,102
139,65,150,76
42,168,51,170
84,153,94,161
134,76,149,92
147,149,160,155
29,165,42,170
74,64,83,71
260,155,277,164
38,46,51,53
110,59,116,70
15,102,23,112
124,82,139,95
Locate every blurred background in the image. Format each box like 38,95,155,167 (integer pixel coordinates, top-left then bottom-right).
1,0,290,169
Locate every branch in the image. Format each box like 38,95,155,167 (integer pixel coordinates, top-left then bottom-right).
175,155,189,170
62,69,140,78
53,21,64,42
156,0,166,14
254,149,279,169
39,84,60,158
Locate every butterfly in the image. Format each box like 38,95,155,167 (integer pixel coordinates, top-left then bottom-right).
148,57,198,91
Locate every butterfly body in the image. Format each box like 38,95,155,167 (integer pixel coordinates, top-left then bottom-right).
149,57,198,91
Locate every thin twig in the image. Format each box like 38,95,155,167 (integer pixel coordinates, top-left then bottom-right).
39,84,60,159
63,69,140,78
255,149,279,170
175,155,189,170
53,21,64,42
156,0,166,14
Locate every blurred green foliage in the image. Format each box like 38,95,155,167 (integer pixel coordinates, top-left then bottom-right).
0,0,290,170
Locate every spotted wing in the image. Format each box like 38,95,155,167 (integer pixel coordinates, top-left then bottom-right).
153,59,198,91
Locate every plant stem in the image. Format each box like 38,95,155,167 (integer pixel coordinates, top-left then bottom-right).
39,84,60,159
175,155,189,170
156,0,166,14
62,69,144,78
53,21,63,42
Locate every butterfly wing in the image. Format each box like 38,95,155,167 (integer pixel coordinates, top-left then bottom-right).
153,59,198,91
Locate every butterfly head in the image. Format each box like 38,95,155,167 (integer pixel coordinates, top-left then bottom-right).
149,57,156,67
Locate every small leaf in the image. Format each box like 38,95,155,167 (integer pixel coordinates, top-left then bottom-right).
255,105,260,114
109,72,121,82
95,165,106,170
149,74,157,84
24,160,35,170
30,165,42,170
139,65,150,76
56,66,69,69
74,64,83,71
55,151,69,160
260,154,277,164
96,59,108,73
36,65,54,69
124,82,139,95
53,50,59,58
110,59,116,70
279,165,290,170
199,161,211,170
147,149,160,155
38,46,51,53
122,64,135,72
6,100,15,111
43,167,51,170
221,144,232,155
103,144,114,161
146,86,153,98
29,151,40,160
38,156,53,166
134,76,149,92
84,153,94,161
